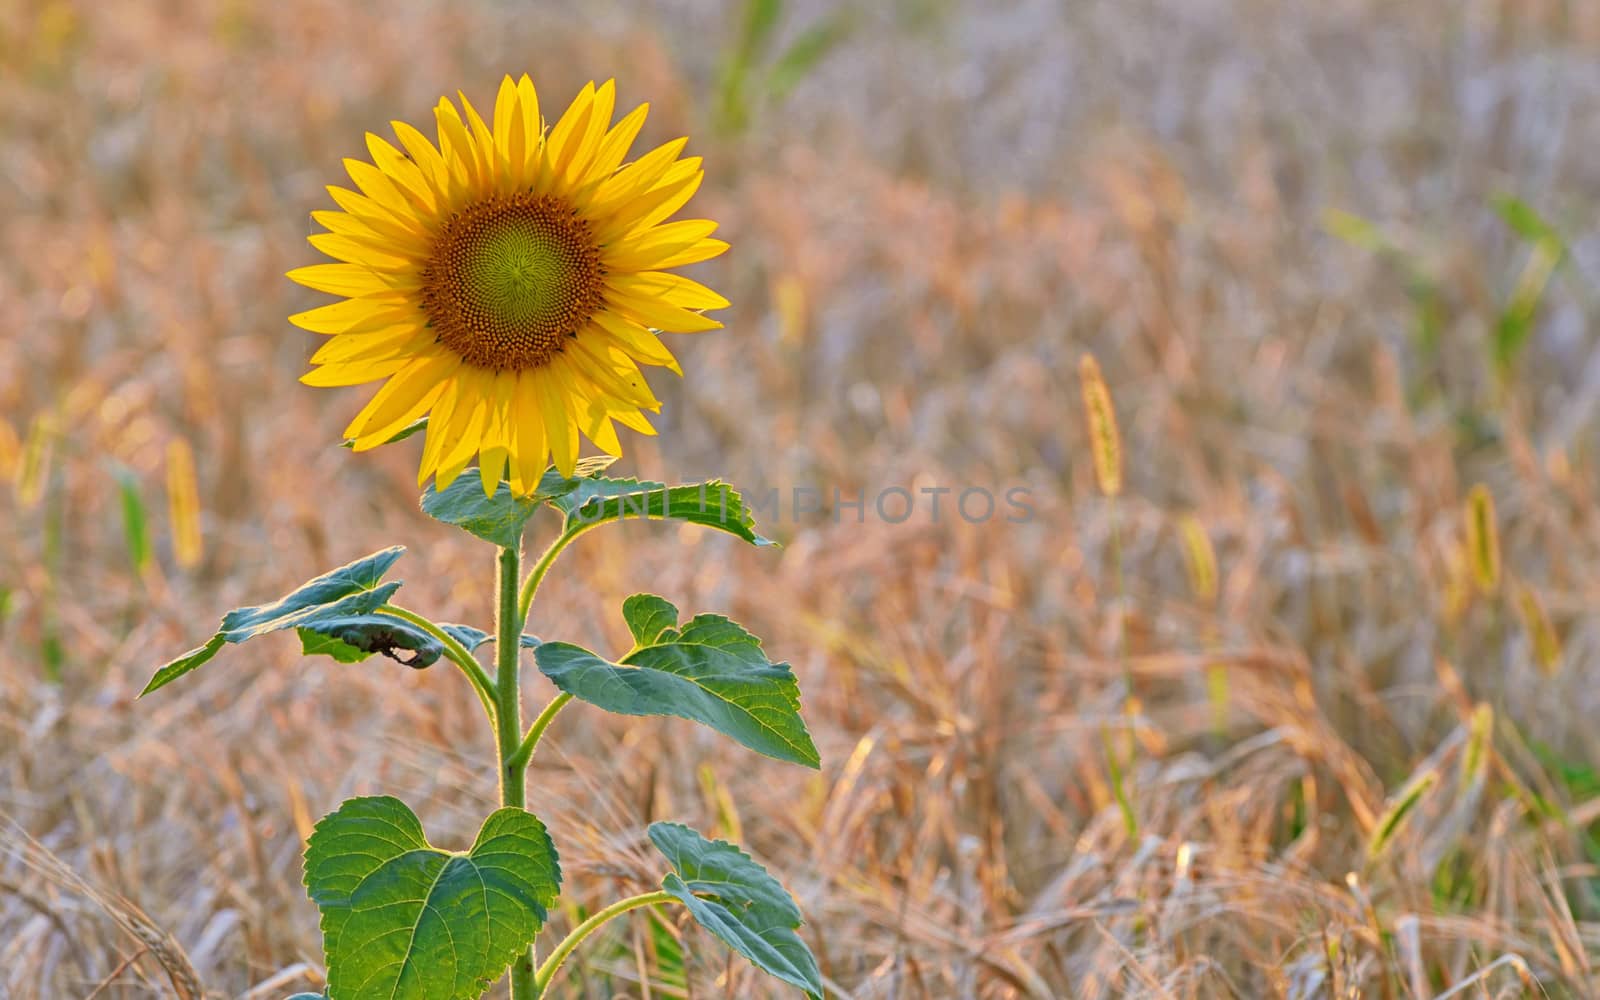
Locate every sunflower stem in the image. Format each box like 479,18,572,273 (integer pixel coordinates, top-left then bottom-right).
518,521,596,621
509,691,573,771
494,542,539,997
533,890,679,993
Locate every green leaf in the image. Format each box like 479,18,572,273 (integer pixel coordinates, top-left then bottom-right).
143,635,225,694
296,629,368,664
623,594,680,646
297,613,442,668
343,416,427,449
440,623,539,653
649,822,821,998
304,796,561,1000
218,547,405,642
552,478,775,547
535,600,818,768
140,547,406,695
420,457,620,546
421,478,542,548
441,623,492,651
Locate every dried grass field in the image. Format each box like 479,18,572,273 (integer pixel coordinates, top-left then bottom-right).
5,0,1600,996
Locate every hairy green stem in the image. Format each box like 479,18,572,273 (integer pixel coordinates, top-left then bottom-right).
508,691,573,772
518,521,597,622
380,602,496,722
534,891,678,993
494,544,539,998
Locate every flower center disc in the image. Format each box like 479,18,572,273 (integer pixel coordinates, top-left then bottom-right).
421,194,605,371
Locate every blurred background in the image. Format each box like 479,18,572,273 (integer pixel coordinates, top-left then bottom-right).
4,0,1600,996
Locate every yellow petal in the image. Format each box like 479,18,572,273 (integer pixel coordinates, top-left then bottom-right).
605,286,723,334
344,158,417,221
458,90,498,189
607,405,656,435
517,74,542,185
289,298,413,335
419,378,463,483
581,137,688,214
551,362,621,456
594,168,703,244
287,263,400,297
513,370,550,487
579,102,648,188
325,185,426,243
434,373,489,490
627,158,704,233
365,133,436,213
545,82,597,188
603,220,719,272
653,237,730,269
346,351,459,445
434,98,480,196
391,119,452,199
479,444,507,496
612,271,729,311
309,324,426,365
299,357,410,387
493,77,518,146
310,209,401,248
553,80,614,193
567,334,660,408
306,233,414,271
531,367,577,477
590,312,683,371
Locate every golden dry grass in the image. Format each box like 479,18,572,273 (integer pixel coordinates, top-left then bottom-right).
4,0,1600,997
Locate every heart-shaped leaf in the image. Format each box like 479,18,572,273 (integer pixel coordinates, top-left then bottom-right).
649,822,821,998
297,613,442,668
535,598,818,768
141,547,406,695
304,796,561,1000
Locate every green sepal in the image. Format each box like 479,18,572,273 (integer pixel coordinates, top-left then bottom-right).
535,597,818,768
342,416,427,449
419,456,618,547
304,796,561,1000
141,547,407,695
649,822,821,998
296,613,442,668
552,478,775,547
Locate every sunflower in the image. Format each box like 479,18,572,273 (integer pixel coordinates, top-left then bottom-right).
287,76,728,495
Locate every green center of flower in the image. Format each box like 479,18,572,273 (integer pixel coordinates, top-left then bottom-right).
421,193,605,371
